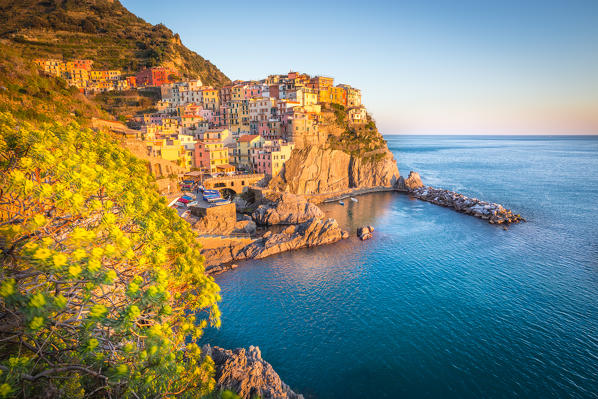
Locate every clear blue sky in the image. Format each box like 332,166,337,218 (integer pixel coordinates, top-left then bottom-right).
121,0,598,134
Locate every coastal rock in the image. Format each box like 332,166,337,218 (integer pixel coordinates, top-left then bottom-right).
252,217,348,259
404,171,424,190
357,225,374,240
232,220,257,235
252,192,324,225
204,345,304,399
202,217,349,271
269,146,399,195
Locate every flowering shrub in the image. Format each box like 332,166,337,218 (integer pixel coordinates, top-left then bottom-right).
0,113,220,397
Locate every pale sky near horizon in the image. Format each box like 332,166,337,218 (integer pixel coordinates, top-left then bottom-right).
121,0,598,135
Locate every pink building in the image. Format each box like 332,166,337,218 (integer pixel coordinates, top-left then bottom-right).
244,84,262,99
250,140,295,177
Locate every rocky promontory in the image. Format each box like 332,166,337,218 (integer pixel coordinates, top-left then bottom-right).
270,146,400,195
202,217,348,271
204,345,304,399
269,104,400,196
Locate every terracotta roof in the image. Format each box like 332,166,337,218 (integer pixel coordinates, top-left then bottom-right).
238,134,260,142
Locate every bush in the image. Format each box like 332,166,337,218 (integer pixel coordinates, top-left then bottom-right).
0,113,220,397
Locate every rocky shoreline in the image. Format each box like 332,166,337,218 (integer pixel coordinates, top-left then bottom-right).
202,217,348,274
204,345,304,399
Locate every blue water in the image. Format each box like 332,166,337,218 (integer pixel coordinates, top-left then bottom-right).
202,136,598,398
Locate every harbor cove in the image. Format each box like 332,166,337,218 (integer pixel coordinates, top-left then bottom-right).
203,135,598,398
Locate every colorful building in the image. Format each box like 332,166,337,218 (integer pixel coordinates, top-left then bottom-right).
250,141,295,177
136,67,171,87
236,134,264,170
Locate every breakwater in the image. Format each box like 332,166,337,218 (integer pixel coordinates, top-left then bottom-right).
410,185,525,224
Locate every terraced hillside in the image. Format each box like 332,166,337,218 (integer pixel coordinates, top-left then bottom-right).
0,0,230,87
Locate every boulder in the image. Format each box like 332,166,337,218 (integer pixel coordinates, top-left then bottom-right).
233,220,257,235
252,192,324,225
404,171,423,190
204,345,304,399
357,225,375,240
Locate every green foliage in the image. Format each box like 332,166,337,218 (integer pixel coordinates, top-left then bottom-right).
0,112,221,397
326,109,386,156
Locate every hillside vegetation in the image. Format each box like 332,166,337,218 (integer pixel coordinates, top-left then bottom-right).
323,103,387,157
0,0,230,87
0,39,223,398
0,42,107,125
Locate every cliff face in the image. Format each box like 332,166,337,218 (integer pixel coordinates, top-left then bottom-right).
270,146,400,195
270,105,400,195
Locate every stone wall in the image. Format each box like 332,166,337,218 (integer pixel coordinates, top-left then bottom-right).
190,202,236,220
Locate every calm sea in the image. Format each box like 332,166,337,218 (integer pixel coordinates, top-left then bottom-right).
202,135,598,399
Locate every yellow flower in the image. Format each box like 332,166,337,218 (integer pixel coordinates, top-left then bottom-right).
0,383,12,398
89,304,107,318
128,305,140,319
127,282,139,295
71,193,84,207
0,279,15,297
32,214,46,227
68,265,82,278
88,338,99,351
33,248,51,260
87,259,100,273
91,247,104,258
105,270,117,283
29,316,44,330
20,157,33,169
54,294,67,308
29,293,46,308
72,248,86,261
53,253,67,268
104,244,115,256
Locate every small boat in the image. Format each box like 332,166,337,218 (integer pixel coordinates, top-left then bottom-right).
350,197,358,203
339,201,345,205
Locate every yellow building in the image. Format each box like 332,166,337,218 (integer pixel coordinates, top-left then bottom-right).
202,88,220,111
195,140,234,173
236,134,264,170
310,76,334,90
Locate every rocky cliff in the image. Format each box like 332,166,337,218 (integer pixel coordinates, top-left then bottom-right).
205,345,303,399
270,146,399,195
270,105,400,195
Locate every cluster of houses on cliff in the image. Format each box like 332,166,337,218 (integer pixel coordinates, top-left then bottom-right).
35,59,367,179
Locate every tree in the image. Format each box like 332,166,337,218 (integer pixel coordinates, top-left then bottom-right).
0,113,221,397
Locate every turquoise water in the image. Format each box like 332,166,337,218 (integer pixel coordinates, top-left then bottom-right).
202,136,598,398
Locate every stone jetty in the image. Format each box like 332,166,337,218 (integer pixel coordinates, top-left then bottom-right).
410,186,525,224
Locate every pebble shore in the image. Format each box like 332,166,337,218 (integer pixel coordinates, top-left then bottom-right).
410,186,525,225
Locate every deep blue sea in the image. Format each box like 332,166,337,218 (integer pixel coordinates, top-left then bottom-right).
202,135,598,399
